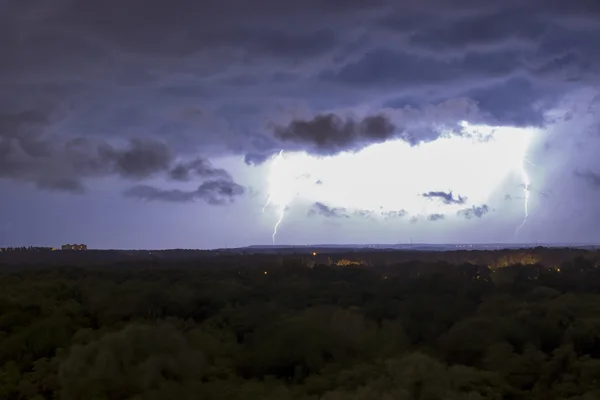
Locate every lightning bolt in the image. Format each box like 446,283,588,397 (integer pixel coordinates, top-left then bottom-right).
263,196,287,245
524,158,540,168
515,154,531,236
263,150,290,245
272,207,285,245
511,124,540,238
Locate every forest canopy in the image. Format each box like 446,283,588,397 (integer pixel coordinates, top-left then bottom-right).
1,254,600,399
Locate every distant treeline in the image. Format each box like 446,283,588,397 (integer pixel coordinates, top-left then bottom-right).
2,255,600,399
0,246,53,253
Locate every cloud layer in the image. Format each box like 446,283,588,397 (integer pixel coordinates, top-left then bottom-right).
0,110,244,203
422,191,467,205
4,0,599,162
273,114,395,155
457,205,490,219
4,0,600,233
123,180,245,205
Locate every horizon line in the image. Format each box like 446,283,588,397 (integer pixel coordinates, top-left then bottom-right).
3,242,600,251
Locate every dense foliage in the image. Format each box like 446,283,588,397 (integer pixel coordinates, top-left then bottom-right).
1,256,600,399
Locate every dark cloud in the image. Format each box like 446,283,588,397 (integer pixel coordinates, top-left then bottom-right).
36,177,85,194
243,152,277,166
308,202,350,218
574,169,600,188
422,191,467,205
320,47,522,90
462,78,554,126
3,0,600,220
0,110,55,157
457,204,490,219
0,109,52,132
408,8,546,51
256,97,488,159
307,203,407,220
246,29,337,61
428,213,445,221
169,159,232,181
98,139,172,180
0,109,243,199
353,209,374,219
196,180,246,205
123,179,245,205
381,210,408,219
4,1,597,159
38,0,370,61
273,113,396,156
0,134,169,191
123,186,196,203
319,1,600,129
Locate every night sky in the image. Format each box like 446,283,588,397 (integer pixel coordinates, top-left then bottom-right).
2,0,600,249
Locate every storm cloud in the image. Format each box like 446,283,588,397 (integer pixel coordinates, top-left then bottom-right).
3,0,600,247
574,169,600,189
123,179,245,205
0,109,243,198
265,97,490,157
428,214,445,221
307,203,407,220
422,191,467,205
4,0,599,162
0,134,171,191
308,202,350,218
457,205,490,219
273,114,396,155
381,210,408,219
169,159,232,181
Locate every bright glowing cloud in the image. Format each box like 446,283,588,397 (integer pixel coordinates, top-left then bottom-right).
264,122,538,241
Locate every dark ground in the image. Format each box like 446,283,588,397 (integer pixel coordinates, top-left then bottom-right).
1,248,600,399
